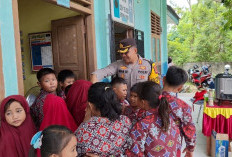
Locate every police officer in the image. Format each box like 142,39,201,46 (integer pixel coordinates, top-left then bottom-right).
90,38,152,89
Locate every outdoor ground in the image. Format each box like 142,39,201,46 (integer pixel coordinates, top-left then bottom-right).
178,92,208,157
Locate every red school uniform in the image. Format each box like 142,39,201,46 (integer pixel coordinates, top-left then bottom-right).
162,91,196,152
126,108,181,156
0,95,36,157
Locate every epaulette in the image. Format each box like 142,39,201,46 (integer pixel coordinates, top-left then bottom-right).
142,58,153,66
141,58,152,65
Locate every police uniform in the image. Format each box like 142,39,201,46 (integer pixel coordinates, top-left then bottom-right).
93,38,151,89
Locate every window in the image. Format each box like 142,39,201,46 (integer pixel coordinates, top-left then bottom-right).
135,30,144,58
151,11,161,73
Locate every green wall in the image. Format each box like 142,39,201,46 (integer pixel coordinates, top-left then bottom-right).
94,0,111,69
0,0,19,96
150,0,168,76
18,0,78,93
134,0,151,59
161,0,168,75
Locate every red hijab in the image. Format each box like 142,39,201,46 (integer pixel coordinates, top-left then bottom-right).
39,94,77,132
66,80,92,127
0,95,36,157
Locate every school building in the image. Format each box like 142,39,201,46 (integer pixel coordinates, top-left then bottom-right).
0,0,179,101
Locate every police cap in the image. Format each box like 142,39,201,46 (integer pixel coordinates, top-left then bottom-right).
117,38,137,53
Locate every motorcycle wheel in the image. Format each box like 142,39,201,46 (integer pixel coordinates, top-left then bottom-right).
201,81,209,88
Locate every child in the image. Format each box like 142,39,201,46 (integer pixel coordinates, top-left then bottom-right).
65,84,72,97
30,125,77,157
111,77,129,107
30,68,58,129
66,80,92,127
126,81,181,156
123,83,141,126
39,94,77,132
162,66,196,156
57,69,75,99
0,95,36,157
75,82,132,156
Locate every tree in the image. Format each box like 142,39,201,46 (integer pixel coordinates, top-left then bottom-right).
168,0,232,66
223,0,232,30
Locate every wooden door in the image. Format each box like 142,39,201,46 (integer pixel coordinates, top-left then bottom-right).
52,16,87,79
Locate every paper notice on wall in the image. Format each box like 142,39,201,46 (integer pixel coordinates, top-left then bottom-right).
41,46,53,67
111,0,134,27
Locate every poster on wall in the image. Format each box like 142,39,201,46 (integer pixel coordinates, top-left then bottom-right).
111,0,134,27
29,32,53,71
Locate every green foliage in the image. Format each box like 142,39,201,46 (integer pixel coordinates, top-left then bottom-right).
223,0,232,30
168,0,232,66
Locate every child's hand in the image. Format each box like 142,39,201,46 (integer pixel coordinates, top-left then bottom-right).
182,148,193,157
122,105,126,113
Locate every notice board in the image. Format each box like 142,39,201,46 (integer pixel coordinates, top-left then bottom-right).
110,0,134,27
29,32,53,71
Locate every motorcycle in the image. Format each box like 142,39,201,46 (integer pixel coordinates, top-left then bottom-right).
188,64,214,89
188,65,200,82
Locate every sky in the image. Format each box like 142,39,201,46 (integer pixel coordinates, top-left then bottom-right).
166,0,198,32
167,0,198,8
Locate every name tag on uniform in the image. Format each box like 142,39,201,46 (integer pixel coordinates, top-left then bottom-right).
119,69,128,73
138,70,148,74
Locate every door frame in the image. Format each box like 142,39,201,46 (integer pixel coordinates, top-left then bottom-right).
0,35,5,102
12,0,97,95
43,0,97,79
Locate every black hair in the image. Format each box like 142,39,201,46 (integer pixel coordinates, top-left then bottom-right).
137,81,170,132
58,70,75,83
165,66,188,87
37,68,56,82
42,125,74,157
4,99,18,113
29,125,74,157
110,77,127,87
88,82,122,121
65,84,72,96
130,83,139,93
168,56,172,64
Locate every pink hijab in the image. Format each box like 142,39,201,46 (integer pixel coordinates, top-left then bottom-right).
0,95,36,157
66,80,92,127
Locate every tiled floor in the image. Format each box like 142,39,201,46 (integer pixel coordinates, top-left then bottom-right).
178,93,209,157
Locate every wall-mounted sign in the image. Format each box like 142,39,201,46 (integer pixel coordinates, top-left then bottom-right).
57,0,70,8
29,32,53,71
111,0,134,27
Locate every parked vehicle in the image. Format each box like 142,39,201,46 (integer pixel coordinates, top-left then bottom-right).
188,64,214,89
188,65,200,81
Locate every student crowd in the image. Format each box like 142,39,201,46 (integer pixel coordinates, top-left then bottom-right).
0,64,196,157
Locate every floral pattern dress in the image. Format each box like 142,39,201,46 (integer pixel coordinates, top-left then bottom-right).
123,106,141,126
162,91,196,152
126,108,181,157
75,115,132,157
30,90,50,129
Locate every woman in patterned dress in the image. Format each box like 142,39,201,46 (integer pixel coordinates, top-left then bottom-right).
75,82,132,157
126,81,181,157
